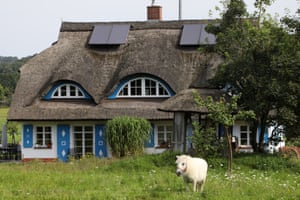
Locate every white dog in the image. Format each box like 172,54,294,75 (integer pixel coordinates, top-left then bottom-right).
175,155,208,192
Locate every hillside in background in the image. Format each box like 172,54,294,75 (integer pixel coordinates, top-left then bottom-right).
0,55,32,106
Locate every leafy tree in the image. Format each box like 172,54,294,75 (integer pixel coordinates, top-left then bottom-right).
278,9,300,138
6,121,19,144
194,93,255,174
0,55,31,106
0,84,5,102
106,116,151,157
206,0,300,151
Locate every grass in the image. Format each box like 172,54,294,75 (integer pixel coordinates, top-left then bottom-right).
0,152,299,199
0,108,299,199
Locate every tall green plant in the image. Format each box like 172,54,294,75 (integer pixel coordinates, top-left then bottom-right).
106,116,151,157
194,93,255,174
192,122,225,159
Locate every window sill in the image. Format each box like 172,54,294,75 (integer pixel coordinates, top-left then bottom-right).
34,147,52,150
155,146,170,149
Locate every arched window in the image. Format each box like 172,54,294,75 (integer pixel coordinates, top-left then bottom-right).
52,83,84,98
43,81,91,100
110,76,174,99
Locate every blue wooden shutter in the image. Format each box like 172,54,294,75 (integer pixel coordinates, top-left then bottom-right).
95,125,107,158
145,124,155,147
260,126,269,143
57,125,70,162
23,124,33,148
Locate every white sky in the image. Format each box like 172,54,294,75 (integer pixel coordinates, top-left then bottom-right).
0,0,299,58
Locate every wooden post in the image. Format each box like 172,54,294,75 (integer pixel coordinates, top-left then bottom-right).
173,112,185,152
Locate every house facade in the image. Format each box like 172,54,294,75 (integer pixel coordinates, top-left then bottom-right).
8,7,279,161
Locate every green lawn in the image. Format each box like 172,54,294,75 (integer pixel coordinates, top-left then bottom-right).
0,152,299,199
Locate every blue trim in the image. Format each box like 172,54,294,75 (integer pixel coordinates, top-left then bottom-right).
108,74,175,99
23,124,33,148
43,81,92,100
145,124,155,147
57,125,70,162
95,125,108,158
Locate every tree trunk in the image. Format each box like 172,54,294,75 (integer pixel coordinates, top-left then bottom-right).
225,126,233,175
259,116,267,152
250,120,259,152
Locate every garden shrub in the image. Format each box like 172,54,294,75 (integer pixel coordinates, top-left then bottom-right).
106,116,151,157
191,122,225,159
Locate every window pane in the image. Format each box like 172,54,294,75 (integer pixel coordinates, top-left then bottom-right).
167,133,172,143
45,126,51,133
85,126,93,132
53,90,59,96
119,85,128,96
61,85,67,96
157,133,165,145
70,85,76,96
131,79,142,96
145,79,156,96
74,132,83,155
166,126,173,132
240,126,247,132
159,84,168,95
36,134,43,145
241,133,248,145
77,89,84,97
45,134,52,146
74,126,82,132
36,126,43,133
85,132,93,154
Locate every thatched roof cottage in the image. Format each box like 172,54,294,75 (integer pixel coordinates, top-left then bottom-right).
8,6,266,161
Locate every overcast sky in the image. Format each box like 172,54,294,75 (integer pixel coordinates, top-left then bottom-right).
0,0,299,58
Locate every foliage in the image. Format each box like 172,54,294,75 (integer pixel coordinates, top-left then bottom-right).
0,153,299,199
6,121,20,144
206,0,300,149
191,122,226,159
286,137,300,147
0,107,21,143
0,56,31,106
279,9,300,138
106,116,151,157
194,93,255,174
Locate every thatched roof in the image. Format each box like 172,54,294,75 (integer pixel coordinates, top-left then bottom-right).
158,89,225,113
8,20,222,121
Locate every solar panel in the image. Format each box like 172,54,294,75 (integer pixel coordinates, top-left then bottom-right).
199,24,216,45
89,25,111,45
180,24,202,45
89,24,130,45
109,25,130,44
180,24,216,46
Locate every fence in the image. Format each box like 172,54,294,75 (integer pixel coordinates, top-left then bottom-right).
0,144,21,161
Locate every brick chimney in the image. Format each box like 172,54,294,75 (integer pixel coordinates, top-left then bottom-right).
147,6,162,20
